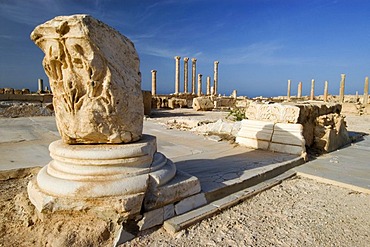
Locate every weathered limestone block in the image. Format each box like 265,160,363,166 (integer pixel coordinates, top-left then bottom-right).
22,88,31,94
270,123,306,155
31,15,143,144
0,88,4,94
4,88,14,94
245,102,300,123
314,113,350,152
168,98,187,109
14,89,23,95
213,97,236,109
236,120,306,156
193,97,214,111
235,120,274,150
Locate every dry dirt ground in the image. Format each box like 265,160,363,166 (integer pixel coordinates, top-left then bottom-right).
1,172,369,247
121,176,370,247
0,169,122,247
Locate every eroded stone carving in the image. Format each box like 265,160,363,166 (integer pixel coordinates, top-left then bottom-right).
31,15,143,144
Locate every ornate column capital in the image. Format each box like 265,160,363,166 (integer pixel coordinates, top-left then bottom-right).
191,58,197,62
184,57,189,62
174,56,181,60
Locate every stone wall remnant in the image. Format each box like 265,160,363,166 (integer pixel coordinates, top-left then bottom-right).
193,97,214,111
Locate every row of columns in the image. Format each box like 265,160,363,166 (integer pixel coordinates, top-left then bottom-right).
151,57,219,97
174,56,219,96
286,74,369,103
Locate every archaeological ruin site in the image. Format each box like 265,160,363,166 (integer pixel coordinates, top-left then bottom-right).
0,14,369,246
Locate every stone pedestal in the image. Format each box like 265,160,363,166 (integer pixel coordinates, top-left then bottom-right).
28,135,199,217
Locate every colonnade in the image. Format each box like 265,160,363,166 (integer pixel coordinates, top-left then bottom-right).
150,56,219,96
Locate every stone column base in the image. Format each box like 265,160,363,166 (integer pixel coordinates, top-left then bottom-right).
27,135,188,218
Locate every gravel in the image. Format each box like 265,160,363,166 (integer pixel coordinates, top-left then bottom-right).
120,176,370,247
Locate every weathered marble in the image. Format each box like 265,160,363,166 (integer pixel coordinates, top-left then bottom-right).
236,120,306,156
31,15,143,144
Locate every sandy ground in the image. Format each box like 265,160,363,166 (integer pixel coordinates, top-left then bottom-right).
121,176,370,247
1,172,368,247
0,169,122,247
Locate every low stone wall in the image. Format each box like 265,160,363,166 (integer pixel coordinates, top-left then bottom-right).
0,93,53,103
243,101,350,153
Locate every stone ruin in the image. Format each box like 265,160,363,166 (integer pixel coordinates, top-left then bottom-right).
27,15,202,230
236,101,351,154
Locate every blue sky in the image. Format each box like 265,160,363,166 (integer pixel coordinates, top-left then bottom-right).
1,0,369,97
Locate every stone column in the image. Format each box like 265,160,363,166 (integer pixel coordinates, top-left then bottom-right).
38,79,43,93
183,57,189,94
197,74,202,96
339,74,346,103
232,89,237,99
191,58,197,95
151,70,157,96
206,76,211,95
310,79,315,100
364,77,369,105
297,82,302,98
287,79,291,100
213,61,219,95
174,56,181,94
324,80,329,102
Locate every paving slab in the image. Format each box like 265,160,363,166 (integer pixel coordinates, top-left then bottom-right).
295,136,370,193
0,116,303,198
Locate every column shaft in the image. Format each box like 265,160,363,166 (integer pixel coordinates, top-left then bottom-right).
174,56,181,94
364,77,369,105
310,79,315,100
151,70,157,96
297,82,302,98
38,79,43,93
213,61,219,95
191,58,197,95
206,76,211,95
197,74,202,97
287,80,291,100
324,81,328,102
183,57,189,94
339,74,346,103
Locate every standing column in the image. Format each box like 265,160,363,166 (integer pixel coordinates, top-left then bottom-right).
339,74,346,103
310,79,315,100
324,80,329,102
287,79,291,100
206,76,211,95
364,77,369,105
191,58,197,95
38,79,43,93
297,82,302,98
183,57,189,94
197,74,202,96
151,70,157,96
174,56,181,94
213,61,219,95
